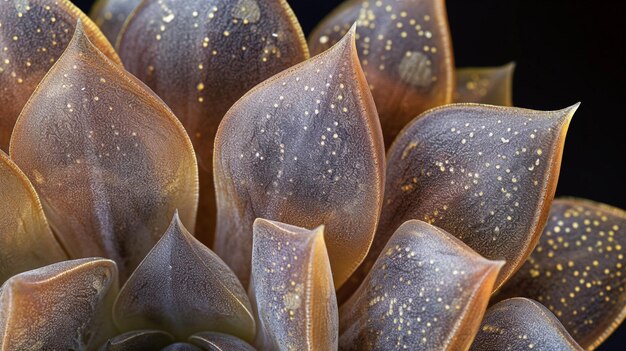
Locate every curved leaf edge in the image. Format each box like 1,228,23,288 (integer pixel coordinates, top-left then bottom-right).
55,0,121,63
214,25,385,289
388,102,578,291
552,197,626,350
0,150,68,258
7,20,200,233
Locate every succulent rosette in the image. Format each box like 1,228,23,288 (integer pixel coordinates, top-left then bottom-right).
0,0,623,350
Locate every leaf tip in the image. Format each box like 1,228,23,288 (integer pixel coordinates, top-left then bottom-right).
564,102,581,120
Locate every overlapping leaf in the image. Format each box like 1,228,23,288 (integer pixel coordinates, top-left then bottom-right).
456,63,515,106
101,330,175,351
0,0,119,150
9,22,198,281
0,151,67,284
113,214,255,341
90,0,142,44
117,0,310,245
309,0,455,147
162,344,202,351
339,220,503,350
214,27,385,288
471,298,583,351
102,330,257,351
190,332,257,351
497,199,626,349
250,219,337,350
340,104,576,300
0,258,118,350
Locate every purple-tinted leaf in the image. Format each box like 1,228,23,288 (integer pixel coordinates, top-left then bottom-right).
190,332,256,351
0,258,118,350
339,220,503,350
117,0,309,245
497,199,626,349
113,214,255,341
250,219,337,350
0,0,119,150
471,298,583,351
90,0,142,44
309,0,455,147
214,27,385,288
340,104,576,300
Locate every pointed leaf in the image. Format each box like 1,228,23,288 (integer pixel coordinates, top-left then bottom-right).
496,199,626,349
250,219,338,350
113,214,255,341
117,0,310,245
0,0,119,150
456,63,515,106
90,0,142,44
100,330,175,351
471,298,583,351
343,104,576,299
0,151,67,284
9,22,199,281
339,220,503,350
190,332,256,351
309,0,455,147
0,258,118,351
214,28,385,288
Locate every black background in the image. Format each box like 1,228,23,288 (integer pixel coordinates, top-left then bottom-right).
75,0,626,348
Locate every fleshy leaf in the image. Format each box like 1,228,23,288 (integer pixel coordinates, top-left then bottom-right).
309,0,455,147
190,332,256,351
339,220,503,350
214,27,385,288
341,103,576,299
0,258,118,350
90,0,142,44
113,214,255,341
456,63,515,106
100,330,175,351
0,151,67,284
0,0,119,150
9,21,199,281
496,198,626,349
250,219,338,350
117,0,309,246
471,298,583,351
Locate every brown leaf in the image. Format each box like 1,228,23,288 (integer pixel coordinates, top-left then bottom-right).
340,104,576,300
309,0,455,147
113,214,255,341
250,219,337,350
0,0,119,150
214,27,385,288
0,258,118,350
339,220,503,350
471,298,583,351
0,151,67,284
455,63,516,106
496,198,626,349
117,0,309,246
9,21,198,281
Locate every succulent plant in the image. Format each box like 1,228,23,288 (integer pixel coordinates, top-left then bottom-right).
0,0,623,350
